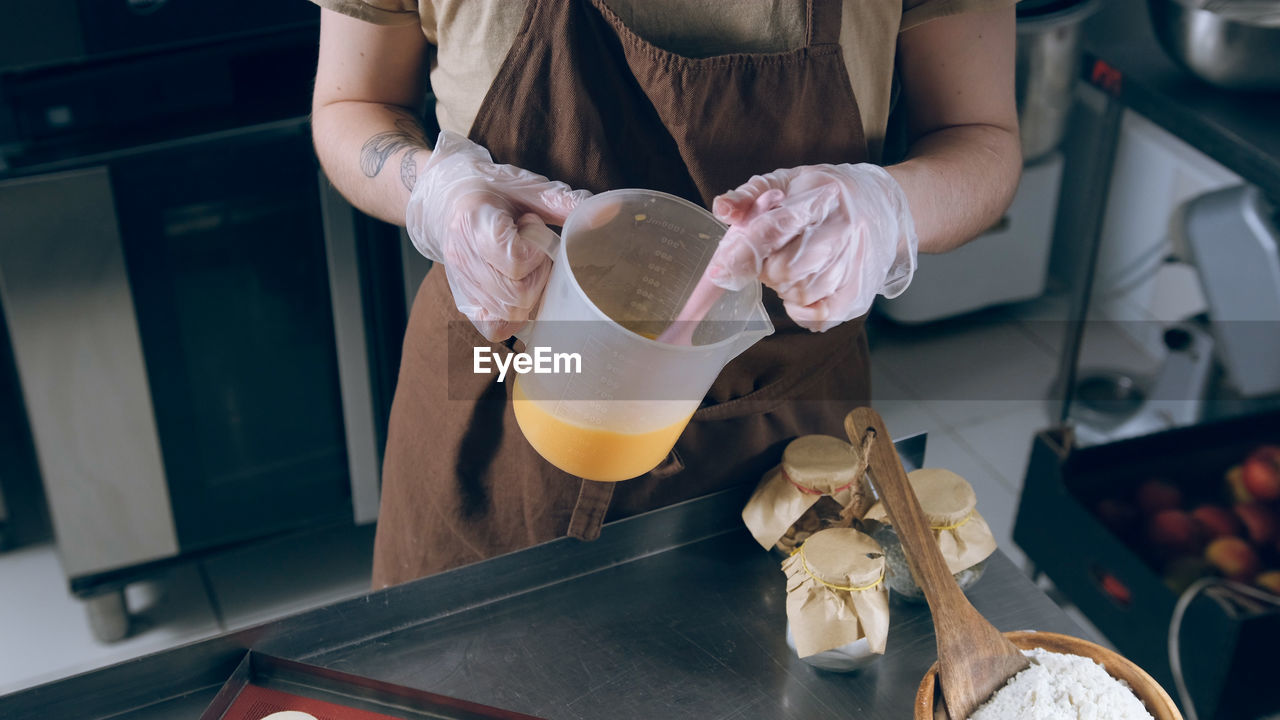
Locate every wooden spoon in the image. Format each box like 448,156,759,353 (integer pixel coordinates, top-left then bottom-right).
845,407,1029,720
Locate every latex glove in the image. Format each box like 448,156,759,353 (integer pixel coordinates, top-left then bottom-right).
706,164,919,332
406,131,591,341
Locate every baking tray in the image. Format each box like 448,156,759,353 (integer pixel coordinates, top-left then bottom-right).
201,652,544,720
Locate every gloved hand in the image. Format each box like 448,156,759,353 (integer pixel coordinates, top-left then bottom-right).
706,164,919,332
406,131,591,341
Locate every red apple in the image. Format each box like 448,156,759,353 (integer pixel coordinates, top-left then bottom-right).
1191,505,1241,540
1147,510,1203,554
1257,570,1280,597
1226,465,1254,504
1205,537,1261,582
1234,503,1278,546
1242,446,1280,501
1136,479,1183,515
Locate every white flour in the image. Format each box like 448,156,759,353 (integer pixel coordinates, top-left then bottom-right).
968,648,1154,720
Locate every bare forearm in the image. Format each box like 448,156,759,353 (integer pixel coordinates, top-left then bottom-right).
886,123,1021,254
312,100,430,226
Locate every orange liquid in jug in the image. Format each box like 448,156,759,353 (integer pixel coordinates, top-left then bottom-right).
513,380,692,482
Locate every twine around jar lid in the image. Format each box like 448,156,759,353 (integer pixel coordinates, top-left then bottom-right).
796,527,885,590
781,435,864,495
910,468,977,528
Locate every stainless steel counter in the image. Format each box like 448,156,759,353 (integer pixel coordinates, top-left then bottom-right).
2,436,1082,719
303,539,1078,720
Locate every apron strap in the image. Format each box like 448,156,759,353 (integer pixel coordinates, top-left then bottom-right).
567,479,616,541
806,0,843,46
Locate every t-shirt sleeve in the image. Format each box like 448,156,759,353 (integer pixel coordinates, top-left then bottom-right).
309,0,421,27
900,0,1018,32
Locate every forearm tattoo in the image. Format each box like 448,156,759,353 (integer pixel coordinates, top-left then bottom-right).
360,109,427,191
400,148,419,191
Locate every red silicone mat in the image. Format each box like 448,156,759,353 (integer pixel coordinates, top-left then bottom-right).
223,684,402,720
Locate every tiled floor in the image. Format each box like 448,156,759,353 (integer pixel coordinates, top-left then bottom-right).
1,546,213,695
0,523,375,695
1,290,1138,695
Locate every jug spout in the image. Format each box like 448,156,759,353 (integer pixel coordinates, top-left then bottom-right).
728,301,774,361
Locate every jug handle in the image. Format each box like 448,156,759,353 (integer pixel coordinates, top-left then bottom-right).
512,224,561,346
513,194,622,344
521,217,561,259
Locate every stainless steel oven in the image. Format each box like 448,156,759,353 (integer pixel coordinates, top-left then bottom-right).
0,119,407,640
0,10,416,641
0,0,318,74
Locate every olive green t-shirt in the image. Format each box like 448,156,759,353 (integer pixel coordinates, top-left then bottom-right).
313,0,1015,162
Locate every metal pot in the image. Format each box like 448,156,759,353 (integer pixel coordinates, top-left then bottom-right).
1149,0,1280,91
1016,0,1103,163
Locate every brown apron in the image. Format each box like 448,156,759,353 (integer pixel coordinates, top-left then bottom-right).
372,0,874,588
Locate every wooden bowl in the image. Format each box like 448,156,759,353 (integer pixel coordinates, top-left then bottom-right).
914,631,1182,720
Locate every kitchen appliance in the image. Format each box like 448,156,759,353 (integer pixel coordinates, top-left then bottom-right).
879,152,1062,323
1178,184,1280,397
0,12,409,640
0,474,7,549
0,0,317,74
1070,322,1216,446
0,311,49,552
1063,115,1278,445
1016,0,1103,162
513,190,772,481
1084,110,1245,357
0,124,396,640
1148,0,1280,91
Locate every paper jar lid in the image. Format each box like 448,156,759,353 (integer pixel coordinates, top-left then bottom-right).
909,468,977,527
781,435,864,494
797,527,885,589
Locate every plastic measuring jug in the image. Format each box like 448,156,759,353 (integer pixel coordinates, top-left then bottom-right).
513,189,773,482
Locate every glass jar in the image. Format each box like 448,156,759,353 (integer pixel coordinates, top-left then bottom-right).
781,528,890,672
861,468,997,604
742,434,874,556
871,524,989,603
785,621,879,672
